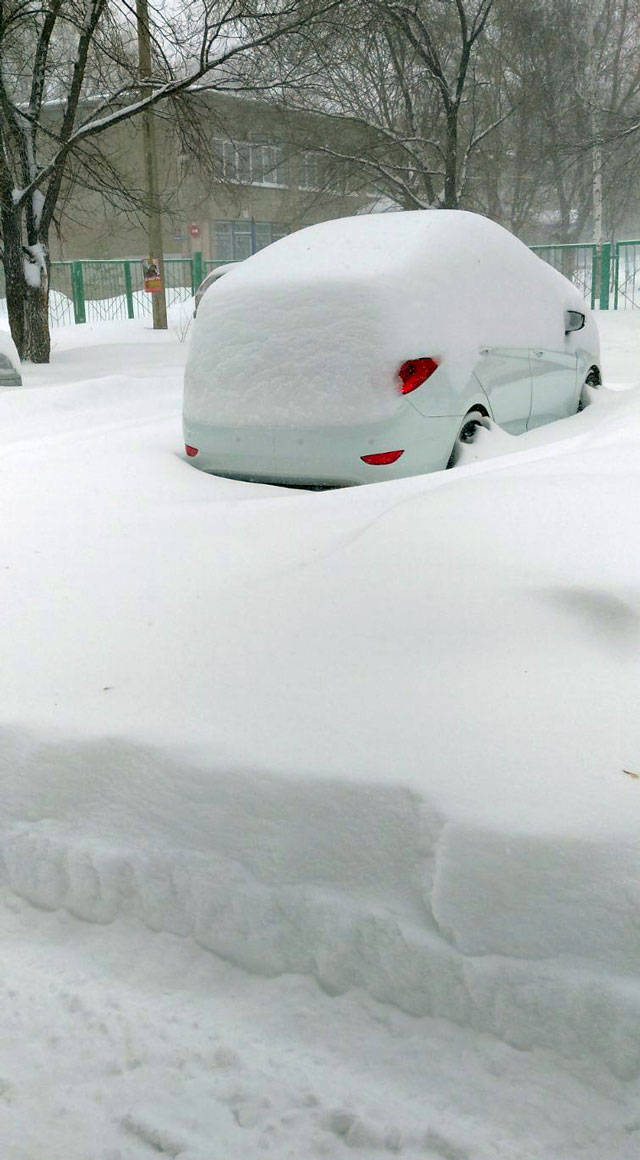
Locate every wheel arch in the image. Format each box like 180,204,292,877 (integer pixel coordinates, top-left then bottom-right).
465,401,490,420
468,374,494,421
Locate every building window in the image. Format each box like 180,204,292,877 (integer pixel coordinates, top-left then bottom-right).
297,150,345,194
213,221,287,262
256,144,287,186
214,139,288,187
298,152,320,191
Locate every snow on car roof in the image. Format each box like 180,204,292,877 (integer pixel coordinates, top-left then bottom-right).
229,209,541,282
186,211,596,429
198,210,593,354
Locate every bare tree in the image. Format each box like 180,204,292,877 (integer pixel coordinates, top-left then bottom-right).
263,0,640,245
0,0,343,362
490,0,640,244
383,0,499,207
261,1,512,212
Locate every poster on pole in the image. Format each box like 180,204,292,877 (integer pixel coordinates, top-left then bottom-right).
142,258,163,293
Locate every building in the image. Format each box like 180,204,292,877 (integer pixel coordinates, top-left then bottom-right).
51,91,370,264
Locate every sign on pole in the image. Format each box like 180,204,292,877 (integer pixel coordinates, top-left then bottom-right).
142,258,163,293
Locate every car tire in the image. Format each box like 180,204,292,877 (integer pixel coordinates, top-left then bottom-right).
577,367,601,412
446,409,488,469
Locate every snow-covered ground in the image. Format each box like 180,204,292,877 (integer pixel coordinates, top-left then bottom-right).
1,310,640,1159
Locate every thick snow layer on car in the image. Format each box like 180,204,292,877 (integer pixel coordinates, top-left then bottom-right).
184,211,596,427
0,312,638,1158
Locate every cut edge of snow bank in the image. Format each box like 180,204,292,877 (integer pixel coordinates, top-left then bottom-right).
1,727,640,1083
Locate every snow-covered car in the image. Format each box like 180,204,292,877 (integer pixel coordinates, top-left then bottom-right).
183,211,601,486
193,263,237,316
0,329,21,387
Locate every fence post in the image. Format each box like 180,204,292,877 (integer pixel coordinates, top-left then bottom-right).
613,242,620,310
191,250,203,296
590,247,598,310
71,261,86,324
123,261,135,319
599,242,611,310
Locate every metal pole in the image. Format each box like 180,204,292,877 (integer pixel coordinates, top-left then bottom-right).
71,261,86,324
136,0,167,329
599,242,611,311
123,261,135,319
192,250,203,296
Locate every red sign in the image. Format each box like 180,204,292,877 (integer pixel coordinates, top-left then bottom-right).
142,259,163,294
189,223,201,239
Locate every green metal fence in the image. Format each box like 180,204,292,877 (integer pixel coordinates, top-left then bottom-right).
529,242,612,310
0,241,635,330
613,240,640,310
0,255,200,328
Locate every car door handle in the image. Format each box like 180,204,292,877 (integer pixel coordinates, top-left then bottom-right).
533,351,544,358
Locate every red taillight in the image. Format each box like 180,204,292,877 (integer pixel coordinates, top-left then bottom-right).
361,450,405,466
185,444,199,457
397,357,439,394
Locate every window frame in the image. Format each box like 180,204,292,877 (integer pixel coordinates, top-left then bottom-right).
212,220,287,262
297,151,321,192
214,138,288,189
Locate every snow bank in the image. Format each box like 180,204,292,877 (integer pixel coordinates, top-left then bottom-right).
2,321,640,1082
2,720,640,1084
0,316,639,1157
4,900,636,1160
594,307,640,385
185,211,594,427
0,286,193,330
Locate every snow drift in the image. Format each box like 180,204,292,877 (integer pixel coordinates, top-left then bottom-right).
2,319,640,1087
0,314,639,1159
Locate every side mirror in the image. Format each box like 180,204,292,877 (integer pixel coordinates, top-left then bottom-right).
565,310,586,335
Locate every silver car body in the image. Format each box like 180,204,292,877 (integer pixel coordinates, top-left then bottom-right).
183,211,600,486
193,264,237,316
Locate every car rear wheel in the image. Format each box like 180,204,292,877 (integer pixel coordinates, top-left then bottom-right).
446,409,488,469
577,366,601,412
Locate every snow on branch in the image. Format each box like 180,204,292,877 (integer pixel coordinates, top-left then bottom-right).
22,242,47,288
10,0,345,215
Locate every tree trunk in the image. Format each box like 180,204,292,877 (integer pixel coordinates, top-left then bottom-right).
1,210,51,363
23,279,51,363
1,212,26,357
443,108,459,208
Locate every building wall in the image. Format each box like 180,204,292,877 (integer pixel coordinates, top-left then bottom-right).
50,93,367,263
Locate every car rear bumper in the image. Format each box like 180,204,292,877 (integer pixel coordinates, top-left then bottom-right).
182,410,461,486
